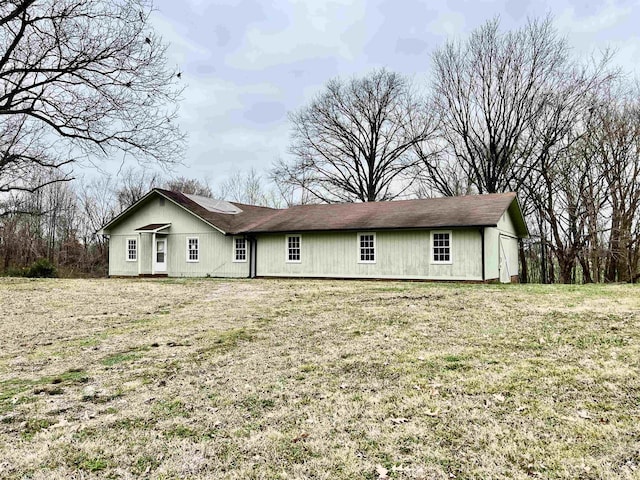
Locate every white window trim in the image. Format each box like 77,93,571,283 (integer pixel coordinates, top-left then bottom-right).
126,237,137,262
233,236,247,263
285,234,302,263
186,237,199,263
430,230,453,265
357,232,376,264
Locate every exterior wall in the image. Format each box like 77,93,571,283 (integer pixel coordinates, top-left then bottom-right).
106,195,249,278
108,234,138,276
255,229,483,280
484,227,500,281
140,234,152,274
499,235,519,282
166,232,248,277
498,211,518,236
484,210,520,283
499,209,520,281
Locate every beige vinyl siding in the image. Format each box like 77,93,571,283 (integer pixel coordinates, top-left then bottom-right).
256,229,482,280
105,195,248,277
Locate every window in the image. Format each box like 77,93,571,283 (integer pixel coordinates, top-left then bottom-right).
156,239,166,264
187,237,199,262
358,233,376,263
126,238,137,261
234,237,247,262
431,231,452,264
286,235,301,262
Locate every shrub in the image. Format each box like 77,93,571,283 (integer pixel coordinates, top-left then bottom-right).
26,258,57,278
3,266,28,277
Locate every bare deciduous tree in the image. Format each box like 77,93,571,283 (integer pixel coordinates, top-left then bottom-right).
77,174,117,239
430,16,612,195
428,16,620,283
588,88,640,282
218,168,283,207
164,176,212,196
275,68,438,203
527,87,640,284
0,0,184,202
115,167,162,211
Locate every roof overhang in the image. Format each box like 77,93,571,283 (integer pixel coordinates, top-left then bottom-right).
507,196,529,238
241,224,499,235
134,223,171,233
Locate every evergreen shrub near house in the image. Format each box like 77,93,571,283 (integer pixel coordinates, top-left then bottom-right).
3,258,58,278
26,258,57,278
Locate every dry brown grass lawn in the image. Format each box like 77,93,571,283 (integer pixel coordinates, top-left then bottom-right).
0,278,638,479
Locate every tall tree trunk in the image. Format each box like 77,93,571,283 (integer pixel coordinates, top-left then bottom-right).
557,252,575,284
578,252,593,283
518,240,529,283
606,217,620,282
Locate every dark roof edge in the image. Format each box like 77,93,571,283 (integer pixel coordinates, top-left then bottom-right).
239,224,499,235
507,195,529,238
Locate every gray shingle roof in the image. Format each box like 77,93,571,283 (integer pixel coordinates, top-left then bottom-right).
242,192,523,234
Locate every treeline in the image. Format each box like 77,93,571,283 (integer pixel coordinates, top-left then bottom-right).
522,86,640,284
1,13,639,282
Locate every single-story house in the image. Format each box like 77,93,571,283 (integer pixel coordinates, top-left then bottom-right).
100,188,528,282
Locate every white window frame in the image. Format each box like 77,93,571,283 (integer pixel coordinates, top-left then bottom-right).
186,237,199,263
126,237,137,262
357,232,376,264
285,234,302,263
233,236,247,263
430,230,453,264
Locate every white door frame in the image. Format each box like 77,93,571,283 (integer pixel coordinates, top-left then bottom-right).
153,236,168,273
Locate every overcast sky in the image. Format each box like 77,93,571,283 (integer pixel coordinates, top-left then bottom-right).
126,0,640,188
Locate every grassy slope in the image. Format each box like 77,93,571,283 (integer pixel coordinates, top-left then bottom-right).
0,278,638,479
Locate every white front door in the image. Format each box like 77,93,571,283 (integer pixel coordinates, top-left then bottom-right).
154,238,167,273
